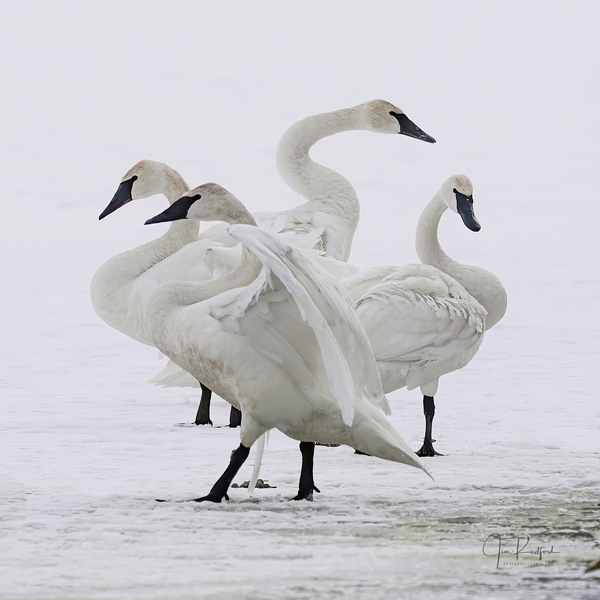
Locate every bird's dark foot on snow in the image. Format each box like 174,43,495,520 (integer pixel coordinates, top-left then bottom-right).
354,449,371,456
292,485,320,501
415,440,444,457
192,492,229,503
195,417,213,426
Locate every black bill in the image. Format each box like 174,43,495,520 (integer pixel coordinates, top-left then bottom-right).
392,112,436,143
145,195,200,225
99,176,137,220
455,190,481,232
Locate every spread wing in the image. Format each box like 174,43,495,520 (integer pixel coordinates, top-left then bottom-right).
226,224,388,422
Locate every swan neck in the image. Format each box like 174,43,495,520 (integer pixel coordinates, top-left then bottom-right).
90,170,198,344
277,107,363,160
415,191,507,330
159,169,198,238
156,206,261,307
162,168,190,204
415,192,452,269
275,106,362,261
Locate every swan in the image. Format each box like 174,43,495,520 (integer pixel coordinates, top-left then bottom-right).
91,159,237,426
144,185,429,501
193,99,435,262
343,175,507,456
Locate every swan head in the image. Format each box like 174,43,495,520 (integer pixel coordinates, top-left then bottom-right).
145,183,254,226
99,160,182,220
361,100,436,143
441,175,480,232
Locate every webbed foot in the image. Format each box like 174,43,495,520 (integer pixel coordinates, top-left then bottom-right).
292,485,320,501
192,492,229,503
415,441,444,457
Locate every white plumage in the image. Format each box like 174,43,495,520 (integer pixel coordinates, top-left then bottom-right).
342,175,507,455
352,263,486,394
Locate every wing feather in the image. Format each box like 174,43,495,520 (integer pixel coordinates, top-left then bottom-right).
355,264,487,391
228,224,388,421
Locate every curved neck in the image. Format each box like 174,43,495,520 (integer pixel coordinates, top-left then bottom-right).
90,173,198,344
415,191,453,271
275,106,364,261
161,167,190,204
151,167,199,255
415,192,507,330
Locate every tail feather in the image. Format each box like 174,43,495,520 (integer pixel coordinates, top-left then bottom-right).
351,403,432,477
150,359,198,388
248,433,268,493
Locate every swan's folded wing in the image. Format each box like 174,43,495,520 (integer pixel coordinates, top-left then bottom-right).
136,239,218,298
356,272,487,388
343,265,399,303
227,224,388,419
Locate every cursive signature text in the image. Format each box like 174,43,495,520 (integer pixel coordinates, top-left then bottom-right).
482,533,560,568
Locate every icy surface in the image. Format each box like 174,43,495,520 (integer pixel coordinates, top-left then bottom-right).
1,1,599,598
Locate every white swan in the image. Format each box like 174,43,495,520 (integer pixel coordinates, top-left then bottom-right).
343,175,507,456
195,99,435,262
91,160,233,425
92,160,197,345
144,185,429,501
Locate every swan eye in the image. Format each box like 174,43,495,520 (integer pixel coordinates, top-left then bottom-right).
454,188,473,202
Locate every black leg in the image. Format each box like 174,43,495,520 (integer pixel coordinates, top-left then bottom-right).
415,395,444,457
192,443,251,503
228,406,242,428
194,383,213,426
293,442,321,501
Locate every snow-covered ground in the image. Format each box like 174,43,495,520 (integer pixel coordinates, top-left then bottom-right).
1,2,599,598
